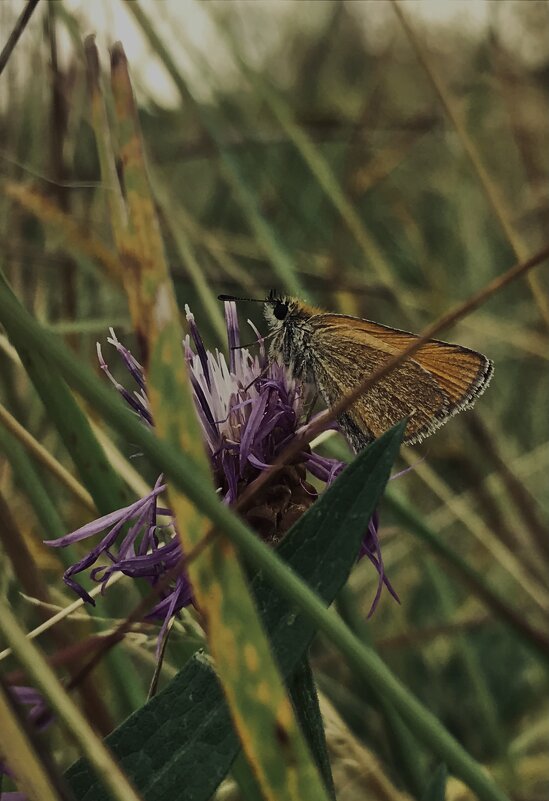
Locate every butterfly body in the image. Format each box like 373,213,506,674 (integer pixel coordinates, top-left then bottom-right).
264,295,493,451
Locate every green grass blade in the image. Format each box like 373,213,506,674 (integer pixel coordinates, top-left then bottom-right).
0,424,67,544
422,764,448,801
151,177,226,342
0,400,95,512
207,11,401,299
336,585,427,796
89,39,330,801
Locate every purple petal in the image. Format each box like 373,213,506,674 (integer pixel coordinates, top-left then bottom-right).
97,342,153,425
154,574,192,657
147,574,194,623
185,306,211,389
239,391,269,472
63,574,95,605
247,453,271,470
221,447,239,503
106,329,147,390
246,319,267,365
45,486,165,547
117,505,152,560
188,371,219,445
224,301,240,373
304,452,344,484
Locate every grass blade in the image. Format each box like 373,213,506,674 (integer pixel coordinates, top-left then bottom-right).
88,39,331,801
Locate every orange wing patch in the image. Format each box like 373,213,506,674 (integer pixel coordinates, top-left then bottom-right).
309,314,493,448
344,322,492,407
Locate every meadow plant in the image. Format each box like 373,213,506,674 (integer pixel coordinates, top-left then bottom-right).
46,303,396,640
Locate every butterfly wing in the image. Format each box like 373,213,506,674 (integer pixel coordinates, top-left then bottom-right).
308,314,493,449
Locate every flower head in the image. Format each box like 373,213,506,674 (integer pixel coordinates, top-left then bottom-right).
47,303,396,638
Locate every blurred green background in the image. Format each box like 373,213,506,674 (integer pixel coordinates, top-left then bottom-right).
0,2,548,800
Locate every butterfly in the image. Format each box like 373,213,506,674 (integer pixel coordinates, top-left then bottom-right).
220,292,493,452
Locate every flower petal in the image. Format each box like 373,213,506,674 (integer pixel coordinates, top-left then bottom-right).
224,300,240,373
45,486,165,546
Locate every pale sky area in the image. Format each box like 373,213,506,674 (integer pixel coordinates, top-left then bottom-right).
2,1,548,107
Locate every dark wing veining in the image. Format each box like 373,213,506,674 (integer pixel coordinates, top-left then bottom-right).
309,315,493,450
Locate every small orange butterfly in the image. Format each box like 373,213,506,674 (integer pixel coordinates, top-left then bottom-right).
220,293,493,452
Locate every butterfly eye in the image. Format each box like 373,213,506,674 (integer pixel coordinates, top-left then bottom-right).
273,300,289,321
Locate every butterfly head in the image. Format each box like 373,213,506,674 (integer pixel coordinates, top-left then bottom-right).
264,291,291,327
217,291,315,331
263,291,315,331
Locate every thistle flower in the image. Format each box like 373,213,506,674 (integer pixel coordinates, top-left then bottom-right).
46,303,396,638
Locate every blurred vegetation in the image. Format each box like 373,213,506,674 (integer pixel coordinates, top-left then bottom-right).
0,2,548,800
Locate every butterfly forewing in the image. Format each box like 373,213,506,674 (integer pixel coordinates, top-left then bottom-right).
339,320,493,406
309,314,493,448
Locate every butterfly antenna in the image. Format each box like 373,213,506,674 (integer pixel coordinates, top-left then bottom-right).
218,294,267,303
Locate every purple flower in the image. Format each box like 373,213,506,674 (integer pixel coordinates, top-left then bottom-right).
2,686,51,732
1,686,53,798
46,303,396,638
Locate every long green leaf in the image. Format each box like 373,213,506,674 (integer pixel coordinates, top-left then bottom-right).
287,657,335,799
94,39,329,801
422,765,448,801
